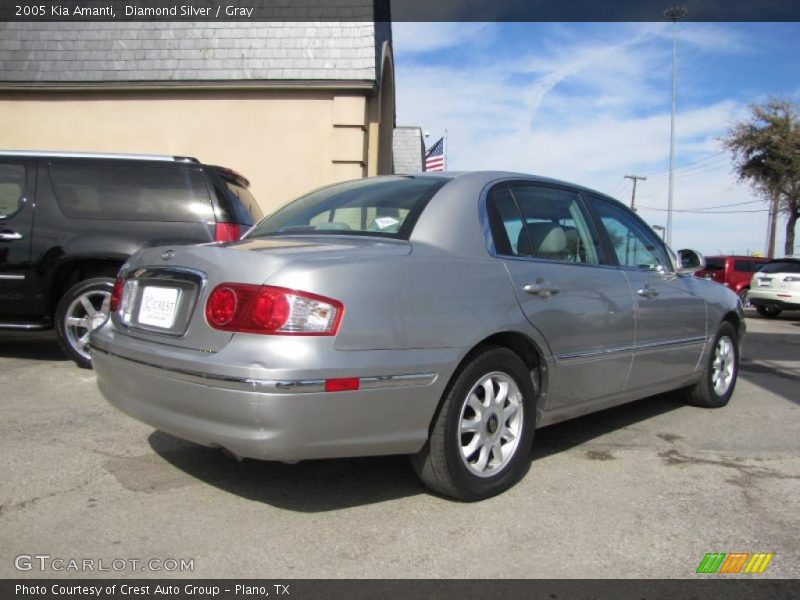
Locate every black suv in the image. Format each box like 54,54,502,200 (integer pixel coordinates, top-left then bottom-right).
0,151,262,367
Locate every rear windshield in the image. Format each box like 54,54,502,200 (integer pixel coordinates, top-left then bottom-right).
704,257,725,270
759,260,800,274
224,180,263,221
248,176,447,240
49,163,213,222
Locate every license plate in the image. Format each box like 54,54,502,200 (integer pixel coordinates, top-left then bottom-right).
757,278,772,287
138,286,180,328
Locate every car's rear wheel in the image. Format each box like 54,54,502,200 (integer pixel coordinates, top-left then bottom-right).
756,304,782,318
685,321,739,408
55,277,114,368
411,347,536,501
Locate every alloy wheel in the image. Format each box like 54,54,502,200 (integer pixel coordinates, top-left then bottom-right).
64,289,111,362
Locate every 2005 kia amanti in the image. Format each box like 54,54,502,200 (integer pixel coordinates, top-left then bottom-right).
93,172,743,500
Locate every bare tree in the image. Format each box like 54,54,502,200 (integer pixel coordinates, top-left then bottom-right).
721,99,800,257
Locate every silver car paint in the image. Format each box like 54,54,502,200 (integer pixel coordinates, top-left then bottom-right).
92,171,743,462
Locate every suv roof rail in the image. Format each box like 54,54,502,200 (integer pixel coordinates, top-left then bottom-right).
0,150,200,163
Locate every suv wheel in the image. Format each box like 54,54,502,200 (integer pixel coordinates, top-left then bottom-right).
411,347,536,501
685,322,739,408
755,304,782,318
738,288,751,309
55,277,115,368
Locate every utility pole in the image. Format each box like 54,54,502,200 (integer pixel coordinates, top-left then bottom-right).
664,5,687,247
766,191,779,258
624,174,647,211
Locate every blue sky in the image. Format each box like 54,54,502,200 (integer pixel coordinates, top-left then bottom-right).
392,22,800,256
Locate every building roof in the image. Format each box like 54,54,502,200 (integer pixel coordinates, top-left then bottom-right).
0,17,391,86
392,127,425,174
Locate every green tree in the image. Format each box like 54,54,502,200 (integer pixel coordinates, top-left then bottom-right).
721,99,800,256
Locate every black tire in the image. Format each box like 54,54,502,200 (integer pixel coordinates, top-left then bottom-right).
756,304,782,318
55,277,115,369
738,288,750,309
411,347,537,501
685,322,739,408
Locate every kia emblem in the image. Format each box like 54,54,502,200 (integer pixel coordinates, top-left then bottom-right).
161,249,175,261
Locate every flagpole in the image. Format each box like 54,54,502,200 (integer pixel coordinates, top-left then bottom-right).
444,129,448,171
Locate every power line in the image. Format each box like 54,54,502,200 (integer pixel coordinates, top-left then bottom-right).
636,205,768,214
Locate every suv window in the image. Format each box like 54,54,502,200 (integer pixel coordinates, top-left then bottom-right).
704,257,725,271
248,176,447,239
0,163,25,217
224,179,263,221
487,183,601,264
760,260,800,274
49,163,214,222
590,195,670,270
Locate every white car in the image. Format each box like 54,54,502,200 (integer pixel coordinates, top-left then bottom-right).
749,258,800,318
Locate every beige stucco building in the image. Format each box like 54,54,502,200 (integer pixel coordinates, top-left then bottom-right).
0,18,395,213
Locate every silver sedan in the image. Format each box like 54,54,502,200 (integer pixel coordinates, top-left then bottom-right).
92,172,743,500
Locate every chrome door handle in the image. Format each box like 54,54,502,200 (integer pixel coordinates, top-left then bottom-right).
0,231,23,241
638,287,659,299
524,281,560,299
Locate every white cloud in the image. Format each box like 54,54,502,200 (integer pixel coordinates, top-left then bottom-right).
394,23,794,255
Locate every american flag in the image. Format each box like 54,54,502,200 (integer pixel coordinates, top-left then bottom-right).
424,137,445,172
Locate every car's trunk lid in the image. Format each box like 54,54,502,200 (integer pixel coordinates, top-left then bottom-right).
111,236,410,352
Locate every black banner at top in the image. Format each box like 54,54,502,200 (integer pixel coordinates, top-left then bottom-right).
1,0,800,22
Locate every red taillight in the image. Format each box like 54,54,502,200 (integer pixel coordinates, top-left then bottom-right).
205,284,343,335
214,222,241,243
325,378,360,392
109,275,124,312
206,287,238,327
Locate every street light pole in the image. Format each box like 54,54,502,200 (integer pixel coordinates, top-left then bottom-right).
664,6,687,248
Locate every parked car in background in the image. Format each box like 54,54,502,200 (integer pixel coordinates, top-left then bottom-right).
91,172,744,501
695,255,769,307
748,257,800,318
0,150,261,367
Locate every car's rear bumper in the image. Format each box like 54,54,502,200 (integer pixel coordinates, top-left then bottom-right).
92,339,457,462
748,289,800,310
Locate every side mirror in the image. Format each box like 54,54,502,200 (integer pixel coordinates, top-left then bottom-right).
676,248,705,274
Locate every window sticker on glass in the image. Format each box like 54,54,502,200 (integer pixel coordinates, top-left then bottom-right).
374,216,400,230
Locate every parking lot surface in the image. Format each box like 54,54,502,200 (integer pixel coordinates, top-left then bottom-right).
1,313,798,578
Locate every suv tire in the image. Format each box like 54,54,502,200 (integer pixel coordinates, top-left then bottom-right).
55,277,115,368
756,304,782,318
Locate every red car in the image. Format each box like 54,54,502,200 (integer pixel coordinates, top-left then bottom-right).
695,255,769,306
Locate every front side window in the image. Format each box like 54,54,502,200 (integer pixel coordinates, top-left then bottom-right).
248,176,447,240
0,163,26,218
487,183,601,265
49,163,214,222
590,195,671,271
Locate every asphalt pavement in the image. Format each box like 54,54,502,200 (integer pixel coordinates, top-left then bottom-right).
1,312,798,578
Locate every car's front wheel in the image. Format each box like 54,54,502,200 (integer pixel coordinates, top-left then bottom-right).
756,304,782,318
55,277,115,368
411,347,537,501
685,321,739,408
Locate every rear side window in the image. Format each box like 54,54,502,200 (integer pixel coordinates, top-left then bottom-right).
733,260,753,272
760,261,800,274
488,183,602,264
224,180,263,221
248,176,447,239
49,163,213,222
0,163,25,217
